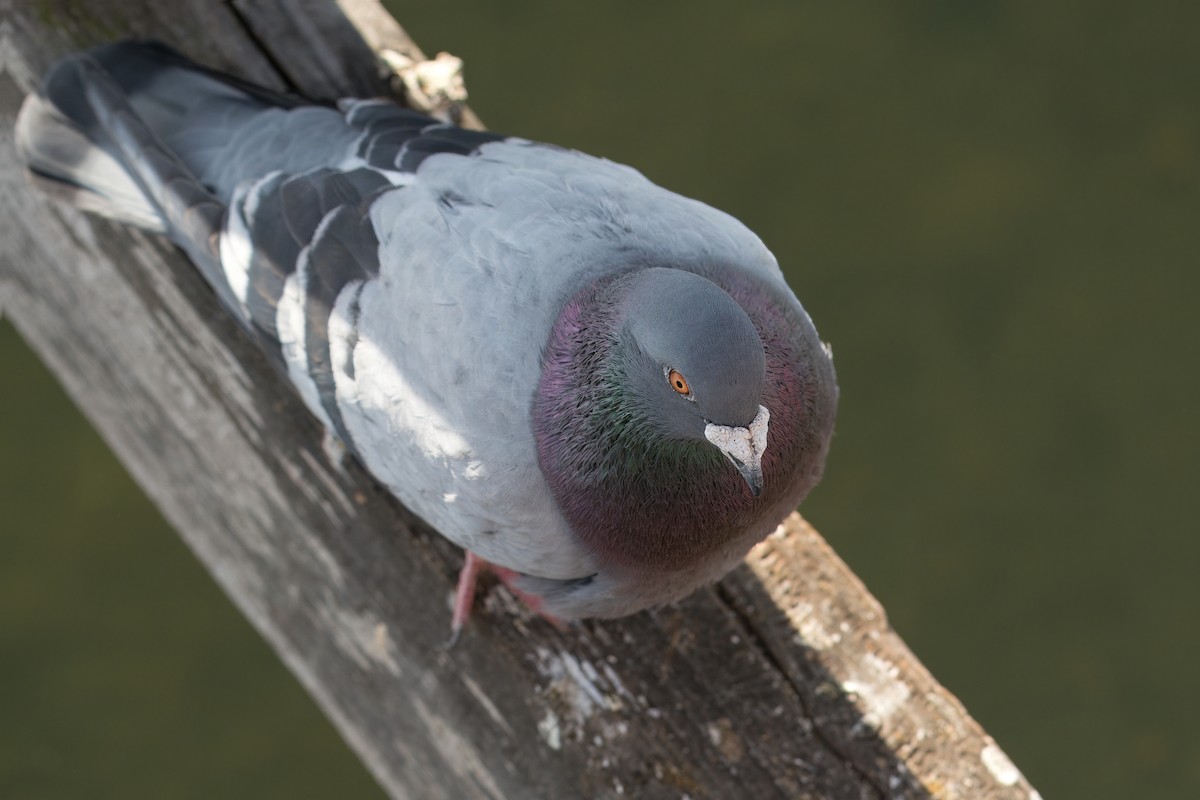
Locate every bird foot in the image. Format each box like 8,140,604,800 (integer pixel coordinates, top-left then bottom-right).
449,551,566,644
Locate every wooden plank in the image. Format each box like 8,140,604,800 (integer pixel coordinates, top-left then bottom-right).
0,2,1040,798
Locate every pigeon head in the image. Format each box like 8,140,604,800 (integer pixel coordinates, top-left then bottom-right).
534,265,833,576
614,268,770,494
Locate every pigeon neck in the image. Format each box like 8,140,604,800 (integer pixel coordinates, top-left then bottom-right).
533,272,761,574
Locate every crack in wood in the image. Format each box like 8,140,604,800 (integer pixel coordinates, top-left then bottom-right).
715,581,889,799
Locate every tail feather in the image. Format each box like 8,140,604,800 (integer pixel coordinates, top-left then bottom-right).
17,40,289,215
16,91,166,232
16,42,274,317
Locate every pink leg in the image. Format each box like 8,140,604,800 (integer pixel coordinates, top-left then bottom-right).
490,564,568,632
451,550,485,641
450,551,567,642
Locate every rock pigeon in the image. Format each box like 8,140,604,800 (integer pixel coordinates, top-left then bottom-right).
16,41,838,629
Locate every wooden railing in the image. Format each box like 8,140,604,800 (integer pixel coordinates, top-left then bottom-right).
0,2,1039,798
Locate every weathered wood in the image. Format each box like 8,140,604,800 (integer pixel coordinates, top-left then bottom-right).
0,2,1040,798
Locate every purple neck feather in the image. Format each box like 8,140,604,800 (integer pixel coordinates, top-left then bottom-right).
533,268,834,576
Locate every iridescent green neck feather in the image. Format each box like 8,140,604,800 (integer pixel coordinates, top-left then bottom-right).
534,266,837,576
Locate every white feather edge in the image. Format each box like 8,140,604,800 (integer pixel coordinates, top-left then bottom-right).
275,243,335,434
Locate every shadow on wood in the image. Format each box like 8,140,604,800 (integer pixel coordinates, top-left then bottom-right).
0,1,1039,798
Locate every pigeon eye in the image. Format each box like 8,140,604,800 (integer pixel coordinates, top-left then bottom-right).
668,369,691,396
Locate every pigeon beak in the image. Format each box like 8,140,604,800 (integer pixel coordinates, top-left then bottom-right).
704,405,770,498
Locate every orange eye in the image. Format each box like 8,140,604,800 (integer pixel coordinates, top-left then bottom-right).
668,369,691,396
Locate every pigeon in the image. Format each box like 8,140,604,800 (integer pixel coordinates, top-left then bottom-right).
15,41,838,630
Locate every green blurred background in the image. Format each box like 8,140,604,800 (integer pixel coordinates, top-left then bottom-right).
3,1,1198,798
